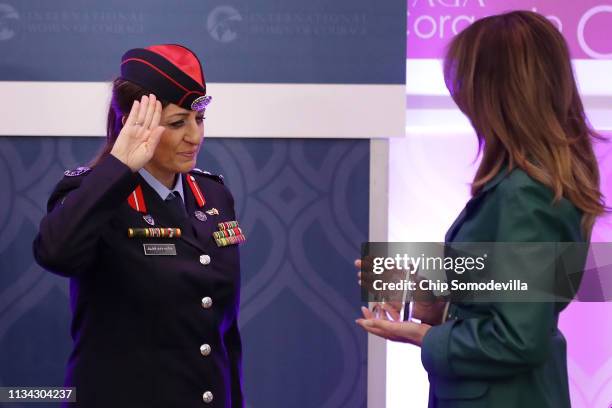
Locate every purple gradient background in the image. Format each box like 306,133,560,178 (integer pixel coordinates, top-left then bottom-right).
388,130,611,407
402,3,612,406
560,134,612,407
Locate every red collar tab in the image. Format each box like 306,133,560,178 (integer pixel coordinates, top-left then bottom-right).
186,175,206,208
127,185,147,214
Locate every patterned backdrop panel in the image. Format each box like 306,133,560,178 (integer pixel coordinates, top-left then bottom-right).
0,136,369,408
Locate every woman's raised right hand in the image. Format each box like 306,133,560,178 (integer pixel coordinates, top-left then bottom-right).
110,94,165,172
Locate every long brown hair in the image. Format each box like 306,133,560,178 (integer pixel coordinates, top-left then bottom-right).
90,78,170,166
444,10,606,238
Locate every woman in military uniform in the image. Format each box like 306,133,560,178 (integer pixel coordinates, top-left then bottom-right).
33,45,245,407
356,11,606,408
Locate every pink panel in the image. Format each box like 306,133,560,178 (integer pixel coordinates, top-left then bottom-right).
407,1,612,59
561,134,612,408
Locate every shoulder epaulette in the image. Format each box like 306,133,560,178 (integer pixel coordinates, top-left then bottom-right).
63,166,91,177
190,168,224,185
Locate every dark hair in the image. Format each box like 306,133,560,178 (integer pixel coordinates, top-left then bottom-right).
444,10,607,238
90,78,170,166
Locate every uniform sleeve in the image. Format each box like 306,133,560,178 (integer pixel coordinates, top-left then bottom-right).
224,312,244,407
32,155,139,277
220,186,245,407
421,181,575,379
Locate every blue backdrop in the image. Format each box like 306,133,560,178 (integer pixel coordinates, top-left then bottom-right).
0,0,405,84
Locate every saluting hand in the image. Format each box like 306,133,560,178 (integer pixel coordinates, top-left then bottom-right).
110,94,165,172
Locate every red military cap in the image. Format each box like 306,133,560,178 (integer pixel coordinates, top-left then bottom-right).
120,44,212,111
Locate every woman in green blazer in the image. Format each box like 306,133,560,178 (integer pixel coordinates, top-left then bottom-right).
356,11,606,408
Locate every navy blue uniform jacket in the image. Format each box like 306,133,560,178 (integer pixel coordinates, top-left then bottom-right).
33,155,244,408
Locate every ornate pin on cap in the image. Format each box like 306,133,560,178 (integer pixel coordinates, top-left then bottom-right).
191,95,212,111
64,167,91,177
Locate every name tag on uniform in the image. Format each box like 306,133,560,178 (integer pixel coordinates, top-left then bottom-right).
143,243,177,256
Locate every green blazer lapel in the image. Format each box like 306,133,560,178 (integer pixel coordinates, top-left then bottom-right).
445,168,510,243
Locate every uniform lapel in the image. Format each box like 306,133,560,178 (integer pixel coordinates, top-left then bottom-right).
137,175,180,228
182,174,216,248
137,174,207,252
